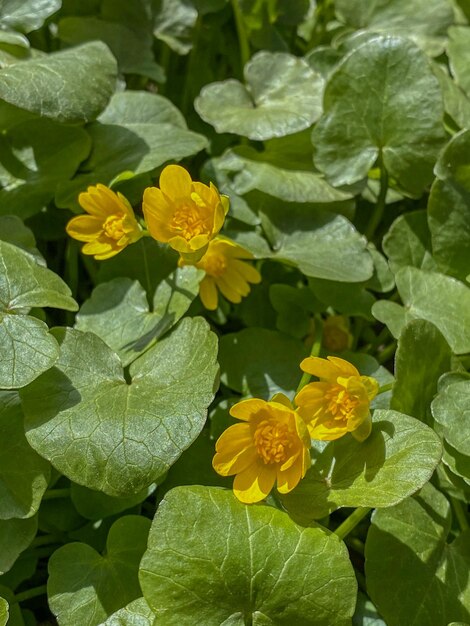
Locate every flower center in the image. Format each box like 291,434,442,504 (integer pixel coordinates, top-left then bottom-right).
172,205,211,240
203,253,227,277
103,214,126,241
254,419,294,464
324,384,359,422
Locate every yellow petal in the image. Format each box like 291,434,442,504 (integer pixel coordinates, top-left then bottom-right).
230,398,267,421
215,423,251,452
159,164,192,200
231,259,261,284
142,187,174,242
66,215,103,242
300,356,359,381
360,375,380,401
82,240,114,255
351,413,372,442
233,461,276,503
215,274,242,303
199,277,218,310
276,458,304,494
269,393,294,409
308,418,348,441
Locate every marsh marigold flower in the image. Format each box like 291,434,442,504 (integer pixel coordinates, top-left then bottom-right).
142,164,229,261
212,395,311,504
180,237,261,310
66,184,142,260
295,356,379,442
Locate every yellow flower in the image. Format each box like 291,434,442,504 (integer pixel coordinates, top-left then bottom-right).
295,356,379,442
180,237,261,310
66,184,143,260
142,164,229,261
322,315,353,352
212,395,311,504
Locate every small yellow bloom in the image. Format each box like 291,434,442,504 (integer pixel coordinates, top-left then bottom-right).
66,184,143,260
142,164,229,261
212,395,311,504
180,237,261,310
322,315,353,352
295,356,379,442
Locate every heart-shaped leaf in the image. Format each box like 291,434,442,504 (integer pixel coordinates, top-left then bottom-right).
48,515,151,626
432,381,470,457
280,410,442,523
139,486,357,625
365,483,470,626
0,516,37,575
21,317,218,496
312,35,445,195
0,0,60,33
382,210,436,274
195,51,324,140
102,598,155,626
0,42,117,123
0,392,50,520
75,267,201,366
0,241,77,389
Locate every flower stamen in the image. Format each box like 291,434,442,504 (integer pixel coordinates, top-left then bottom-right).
254,419,294,464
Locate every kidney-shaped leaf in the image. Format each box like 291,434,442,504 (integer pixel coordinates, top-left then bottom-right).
0,42,117,123
195,51,324,140
21,317,218,497
102,598,155,626
432,381,470,458
75,268,201,366
313,35,445,195
365,483,470,626
0,392,50,520
280,410,442,523
48,515,151,626
0,0,60,33
0,515,37,575
139,486,357,625
0,241,77,389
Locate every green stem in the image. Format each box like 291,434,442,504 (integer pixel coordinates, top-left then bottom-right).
13,585,47,604
231,0,250,69
140,238,152,299
42,488,70,501
334,507,371,540
30,534,61,548
295,317,323,396
345,536,365,556
451,496,469,531
365,164,388,241
181,16,201,115
378,341,397,365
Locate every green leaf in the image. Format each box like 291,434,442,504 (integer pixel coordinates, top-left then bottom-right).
280,410,442,523
371,300,416,340
0,216,42,264
0,241,77,388
259,200,373,281
309,278,375,319
433,63,470,131
448,27,470,97
0,596,7,626
58,17,164,82
48,515,151,626
21,318,219,497
394,267,470,355
153,0,198,54
215,147,352,203
139,486,357,625
70,483,155,521
0,0,60,33
428,131,470,281
0,42,117,123
0,118,91,220
335,0,454,56
219,328,306,399
432,381,470,457
56,92,208,208
365,483,470,626
312,35,445,195
382,210,436,274
0,392,50,520
391,320,452,424
75,268,201,366
0,516,37,575
195,51,324,140
102,598,155,626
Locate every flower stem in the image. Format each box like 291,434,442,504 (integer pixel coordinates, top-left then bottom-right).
365,163,388,242
451,496,469,531
231,0,250,69
140,238,152,299
13,584,47,604
42,488,70,500
377,382,394,394
378,341,397,364
30,533,61,548
334,507,371,540
295,317,323,396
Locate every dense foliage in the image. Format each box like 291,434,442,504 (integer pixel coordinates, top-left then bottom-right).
0,0,469,624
